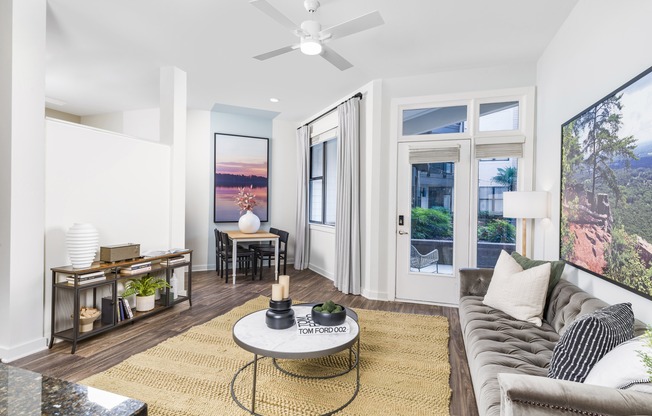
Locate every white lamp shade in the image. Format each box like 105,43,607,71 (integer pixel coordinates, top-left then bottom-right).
503,191,549,219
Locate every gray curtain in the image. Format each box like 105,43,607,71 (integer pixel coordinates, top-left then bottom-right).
294,125,311,270
334,97,361,294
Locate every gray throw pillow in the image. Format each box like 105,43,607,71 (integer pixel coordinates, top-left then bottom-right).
548,303,634,383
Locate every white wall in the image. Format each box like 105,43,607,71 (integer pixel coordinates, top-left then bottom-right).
81,108,160,142
0,0,47,362
535,0,652,323
45,119,172,336
184,107,296,272
186,110,212,270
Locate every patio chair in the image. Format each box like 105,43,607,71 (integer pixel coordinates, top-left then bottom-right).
410,245,439,272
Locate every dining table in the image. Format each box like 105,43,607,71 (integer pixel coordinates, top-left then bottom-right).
225,230,280,284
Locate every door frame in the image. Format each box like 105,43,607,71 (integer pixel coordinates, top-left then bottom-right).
386,87,536,304
395,140,471,305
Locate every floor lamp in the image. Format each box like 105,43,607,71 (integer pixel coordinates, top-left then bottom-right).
503,191,549,256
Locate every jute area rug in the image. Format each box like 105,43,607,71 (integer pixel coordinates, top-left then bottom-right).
82,296,451,415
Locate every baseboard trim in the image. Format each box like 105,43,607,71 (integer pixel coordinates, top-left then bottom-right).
361,287,388,301
308,264,334,281
1,337,48,363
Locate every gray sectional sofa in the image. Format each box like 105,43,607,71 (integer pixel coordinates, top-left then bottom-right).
459,268,652,416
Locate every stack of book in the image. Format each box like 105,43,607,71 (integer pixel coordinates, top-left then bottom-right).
119,261,152,275
161,256,186,267
66,270,106,285
117,296,134,321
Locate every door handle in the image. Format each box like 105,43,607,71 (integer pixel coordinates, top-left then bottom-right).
398,230,409,235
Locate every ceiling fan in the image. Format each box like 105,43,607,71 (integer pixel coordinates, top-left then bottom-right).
250,0,384,71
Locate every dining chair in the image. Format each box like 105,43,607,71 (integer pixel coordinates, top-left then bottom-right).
254,229,289,280
219,231,256,283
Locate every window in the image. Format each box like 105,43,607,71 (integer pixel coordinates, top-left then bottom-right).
478,101,519,131
476,157,518,267
310,138,337,225
402,106,468,135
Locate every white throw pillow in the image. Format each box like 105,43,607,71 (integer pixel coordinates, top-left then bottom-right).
483,250,551,327
584,335,652,391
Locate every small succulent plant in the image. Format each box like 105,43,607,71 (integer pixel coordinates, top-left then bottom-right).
313,300,343,314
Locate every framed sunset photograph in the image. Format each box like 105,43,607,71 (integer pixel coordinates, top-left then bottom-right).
214,133,269,223
560,65,652,300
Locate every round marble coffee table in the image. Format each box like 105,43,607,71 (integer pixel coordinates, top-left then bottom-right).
231,304,360,415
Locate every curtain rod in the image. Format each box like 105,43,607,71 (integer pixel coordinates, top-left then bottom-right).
300,92,363,129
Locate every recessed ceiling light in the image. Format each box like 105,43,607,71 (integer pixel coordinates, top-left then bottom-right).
270,98,279,103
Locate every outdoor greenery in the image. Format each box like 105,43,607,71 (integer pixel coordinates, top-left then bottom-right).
491,166,517,191
411,207,452,240
477,219,516,243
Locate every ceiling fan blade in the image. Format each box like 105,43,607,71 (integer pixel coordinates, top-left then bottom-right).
253,45,298,61
320,45,353,71
320,10,384,40
250,0,298,31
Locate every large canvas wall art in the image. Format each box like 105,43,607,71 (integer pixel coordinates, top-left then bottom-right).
214,133,268,223
560,65,652,300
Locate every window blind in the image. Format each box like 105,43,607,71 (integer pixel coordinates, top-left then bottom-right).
409,146,460,164
475,143,523,159
311,127,337,146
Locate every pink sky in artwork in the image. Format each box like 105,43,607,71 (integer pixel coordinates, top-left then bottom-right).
216,161,267,177
215,136,268,177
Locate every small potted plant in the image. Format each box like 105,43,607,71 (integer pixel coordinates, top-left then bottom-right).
312,300,346,326
122,274,170,312
640,326,652,382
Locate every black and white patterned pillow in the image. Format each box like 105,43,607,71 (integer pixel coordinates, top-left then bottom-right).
548,303,634,383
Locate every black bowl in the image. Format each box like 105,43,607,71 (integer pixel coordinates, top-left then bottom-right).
311,303,346,326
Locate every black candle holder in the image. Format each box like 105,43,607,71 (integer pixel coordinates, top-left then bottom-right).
266,298,295,329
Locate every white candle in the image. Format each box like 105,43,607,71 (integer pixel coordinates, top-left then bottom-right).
271,284,283,301
279,275,290,298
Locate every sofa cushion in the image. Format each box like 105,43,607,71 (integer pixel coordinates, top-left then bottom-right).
584,334,652,390
511,251,565,299
483,251,550,326
459,295,559,416
548,303,634,383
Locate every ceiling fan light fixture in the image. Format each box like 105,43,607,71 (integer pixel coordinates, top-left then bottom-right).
300,38,322,55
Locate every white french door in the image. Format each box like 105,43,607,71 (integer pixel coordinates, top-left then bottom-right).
395,141,471,305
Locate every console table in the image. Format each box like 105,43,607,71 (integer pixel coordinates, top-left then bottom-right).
50,250,192,353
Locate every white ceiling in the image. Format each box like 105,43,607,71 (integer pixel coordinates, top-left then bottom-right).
45,0,578,121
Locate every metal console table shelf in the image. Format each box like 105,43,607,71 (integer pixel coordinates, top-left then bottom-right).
50,250,192,353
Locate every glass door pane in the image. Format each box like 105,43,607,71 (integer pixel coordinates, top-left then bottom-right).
410,162,454,275
476,158,518,267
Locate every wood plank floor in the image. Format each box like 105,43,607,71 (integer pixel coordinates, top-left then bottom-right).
12,268,479,416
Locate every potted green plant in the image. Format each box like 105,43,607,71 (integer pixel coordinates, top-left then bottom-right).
640,326,652,382
312,300,346,326
122,274,170,312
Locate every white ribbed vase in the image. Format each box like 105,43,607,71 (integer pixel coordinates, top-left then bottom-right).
238,210,260,234
66,223,99,268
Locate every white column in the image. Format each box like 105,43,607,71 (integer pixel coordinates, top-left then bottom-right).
160,67,187,251
0,0,47,361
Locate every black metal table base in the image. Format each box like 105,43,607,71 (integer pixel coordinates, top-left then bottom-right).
230,338,360,416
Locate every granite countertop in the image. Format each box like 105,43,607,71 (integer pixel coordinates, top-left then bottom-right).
0,363,146,415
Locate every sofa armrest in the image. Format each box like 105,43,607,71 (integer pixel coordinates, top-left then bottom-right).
459,268,493,298
498,373,652,416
